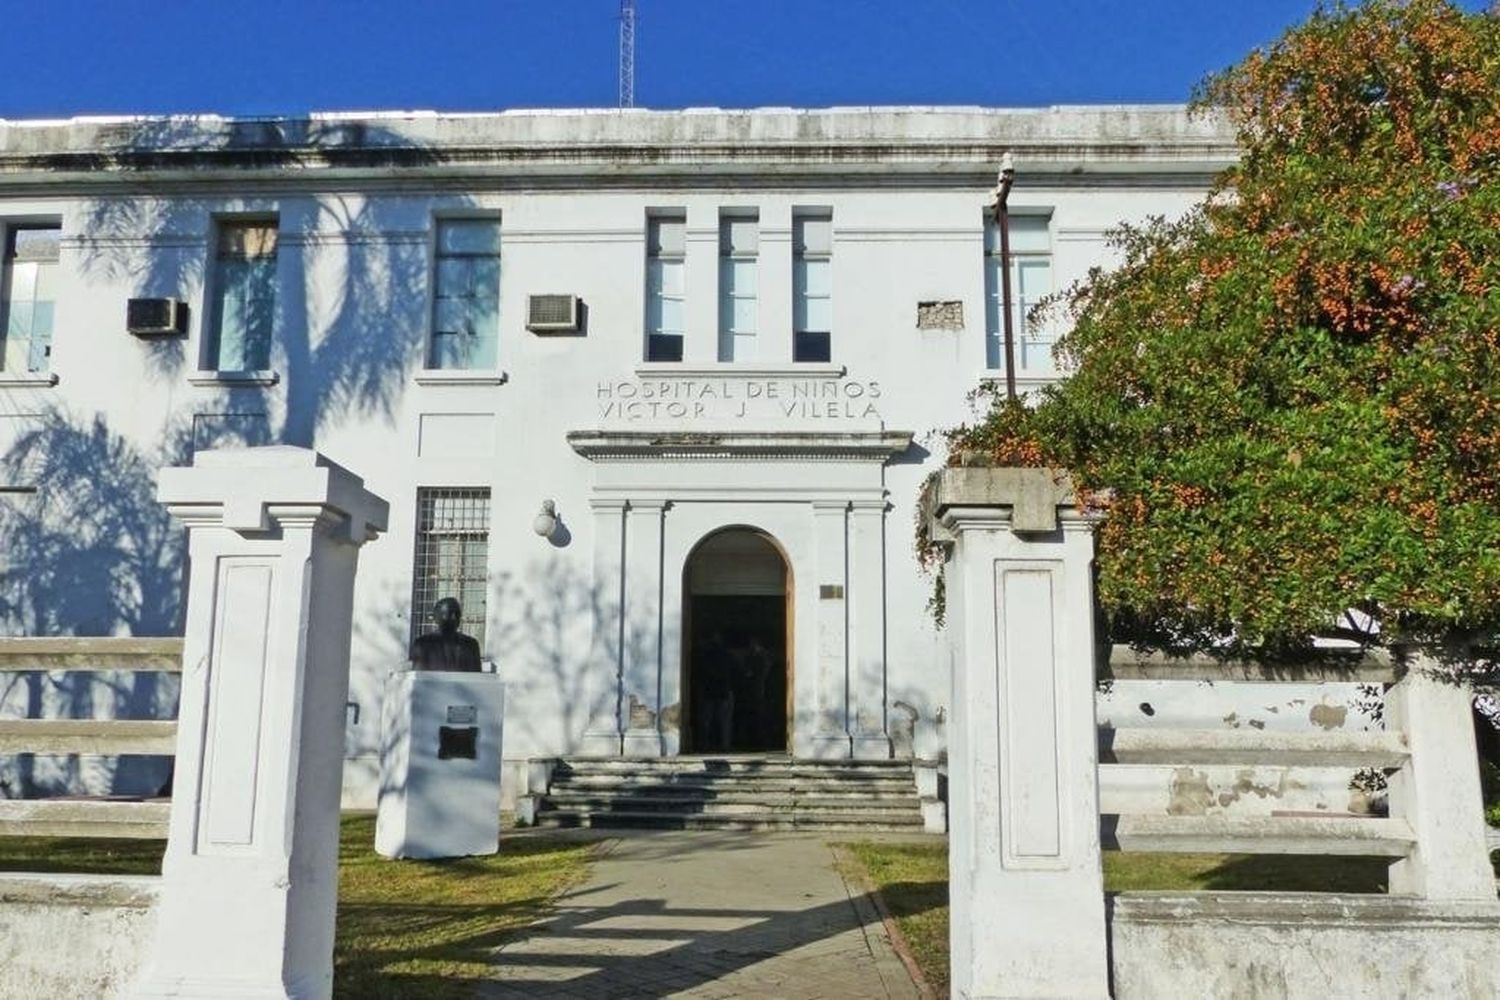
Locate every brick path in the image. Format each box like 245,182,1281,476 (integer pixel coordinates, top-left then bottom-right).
477,831,926,999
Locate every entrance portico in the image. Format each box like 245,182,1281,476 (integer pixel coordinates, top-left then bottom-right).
569,428,911,761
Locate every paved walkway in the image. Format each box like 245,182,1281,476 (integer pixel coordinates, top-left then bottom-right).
478,831,926,999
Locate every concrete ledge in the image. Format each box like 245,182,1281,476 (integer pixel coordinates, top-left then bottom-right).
1106,646,1396,682
1100,727,1408,767
0,799,170,839
0,719,178,755
0,874,159,1000
1110,892,1500,999
1103,814,1415,856
0,636,183,672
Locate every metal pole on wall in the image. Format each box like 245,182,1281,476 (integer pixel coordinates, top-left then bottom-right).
992,153,1017,401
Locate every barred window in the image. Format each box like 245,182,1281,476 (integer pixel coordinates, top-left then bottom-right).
410,487,490,648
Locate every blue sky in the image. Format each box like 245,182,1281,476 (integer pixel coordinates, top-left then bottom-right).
2,1,1488,118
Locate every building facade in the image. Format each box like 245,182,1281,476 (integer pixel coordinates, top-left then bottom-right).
0,106,1235,804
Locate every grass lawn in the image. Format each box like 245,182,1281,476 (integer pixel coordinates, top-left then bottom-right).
842,843,1459,998
0,813,596,999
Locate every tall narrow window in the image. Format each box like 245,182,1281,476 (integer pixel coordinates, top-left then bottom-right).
206,219,278,372
645,214,686,362
411,487,491,648
792,212,832,363
1,225,61,374
430,218,501,369
984,215,1053,371
718,213,758,362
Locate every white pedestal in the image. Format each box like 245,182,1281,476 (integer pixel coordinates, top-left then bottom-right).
375,670,505,860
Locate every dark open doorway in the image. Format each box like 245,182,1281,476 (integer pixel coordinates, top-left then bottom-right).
683,529,790,753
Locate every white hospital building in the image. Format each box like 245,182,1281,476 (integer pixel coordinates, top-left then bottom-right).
0,106,1235,813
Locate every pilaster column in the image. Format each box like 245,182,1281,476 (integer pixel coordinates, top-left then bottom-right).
760,207,794,363
931,467,1109,1000
806,500,850,759
683,213,719,365
848,500,890,759
582,499,628,755
137,447,388,999
622,500,667,756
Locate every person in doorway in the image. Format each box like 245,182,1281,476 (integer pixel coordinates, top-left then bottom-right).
741,635,774,749
699,630,735,751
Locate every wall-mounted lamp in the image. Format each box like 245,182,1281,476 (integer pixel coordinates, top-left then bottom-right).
532,499,560,539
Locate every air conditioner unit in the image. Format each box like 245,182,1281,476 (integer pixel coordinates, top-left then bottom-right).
126,298,187,336
526,294,581,333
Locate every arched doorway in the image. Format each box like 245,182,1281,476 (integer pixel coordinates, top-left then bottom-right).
682,528,791,753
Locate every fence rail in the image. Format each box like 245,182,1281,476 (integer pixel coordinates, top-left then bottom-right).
0,637,182,839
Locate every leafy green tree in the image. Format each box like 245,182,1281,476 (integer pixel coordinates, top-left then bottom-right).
940,0,1500,652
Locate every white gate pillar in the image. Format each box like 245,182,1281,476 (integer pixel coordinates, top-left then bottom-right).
930,467,1109,1000
1385,657,1497,900
136,447,388,999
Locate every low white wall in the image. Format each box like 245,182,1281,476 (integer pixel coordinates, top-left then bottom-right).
0,873,158,999
1111,892,1500,999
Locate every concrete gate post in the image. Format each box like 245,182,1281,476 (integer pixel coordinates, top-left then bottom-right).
1385,655,1497,900
136,447,388,999
929,467,1110,1000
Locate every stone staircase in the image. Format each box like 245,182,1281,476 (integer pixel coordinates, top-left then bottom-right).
531,756,927,832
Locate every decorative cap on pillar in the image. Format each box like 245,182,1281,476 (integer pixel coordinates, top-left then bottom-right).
928,466,1078,537
157,445,390,543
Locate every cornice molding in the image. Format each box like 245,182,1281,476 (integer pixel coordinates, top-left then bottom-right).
566,429,914,463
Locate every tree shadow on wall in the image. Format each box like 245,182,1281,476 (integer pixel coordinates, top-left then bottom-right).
3,117,469,794
76,116,468,448
0,411,198,795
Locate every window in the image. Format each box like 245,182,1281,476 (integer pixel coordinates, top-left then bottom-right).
792,212,832,363
205,220,278,372
1,225,61,374
411,487,490,648
645,214,686,362
430,218,501,369
984,215,1053,371
718,214,758,362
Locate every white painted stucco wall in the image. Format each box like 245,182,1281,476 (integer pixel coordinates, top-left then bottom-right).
0,106,1232,806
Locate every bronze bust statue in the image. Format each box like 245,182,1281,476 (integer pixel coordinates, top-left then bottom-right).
409,597,483,672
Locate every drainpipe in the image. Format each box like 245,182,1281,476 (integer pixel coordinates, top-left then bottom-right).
992,153,1018,402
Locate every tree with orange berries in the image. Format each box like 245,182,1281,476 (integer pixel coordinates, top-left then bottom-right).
940,0,1500,654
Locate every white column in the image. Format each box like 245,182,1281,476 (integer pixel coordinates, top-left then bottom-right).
659,521,685,756
760,207,794,363
848,500,890,759
1386,660,1496,900
933,467,1109,1000
683,212,719,365
622,499,666,756
137,446,388,1000
806,500,850,759
582,499,627,755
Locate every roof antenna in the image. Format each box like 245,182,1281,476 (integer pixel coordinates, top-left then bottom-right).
619,0,637,109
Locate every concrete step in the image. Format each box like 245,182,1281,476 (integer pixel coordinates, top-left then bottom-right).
539,756,927,832
534,809,926,832
551,775,917,795
541,794,923,816
547,784,918,803
555,758,909,777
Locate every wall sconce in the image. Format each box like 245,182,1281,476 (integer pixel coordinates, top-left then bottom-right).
532,499,559,539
